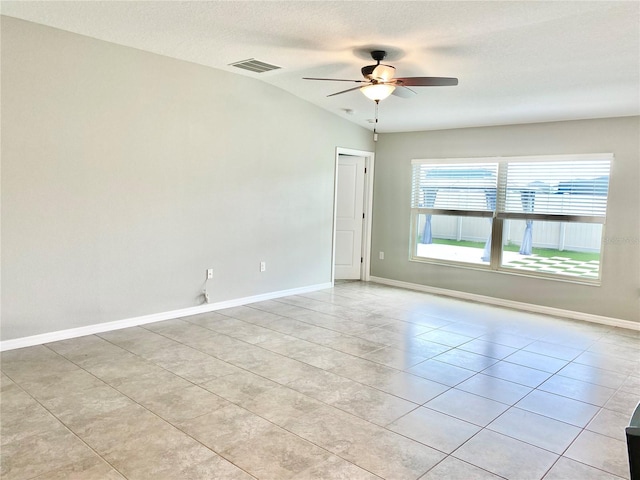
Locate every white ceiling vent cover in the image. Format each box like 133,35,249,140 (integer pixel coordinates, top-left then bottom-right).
229,59,282,73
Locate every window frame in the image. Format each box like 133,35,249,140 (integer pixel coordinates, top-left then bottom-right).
409,153,613,284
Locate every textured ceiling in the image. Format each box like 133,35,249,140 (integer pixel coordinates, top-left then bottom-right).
2,1,639,132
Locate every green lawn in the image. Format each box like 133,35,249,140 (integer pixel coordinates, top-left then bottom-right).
431,238,600,262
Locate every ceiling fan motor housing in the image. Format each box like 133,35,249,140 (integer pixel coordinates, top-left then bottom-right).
361,64,377,79
362,50,395,81
362,50,387,79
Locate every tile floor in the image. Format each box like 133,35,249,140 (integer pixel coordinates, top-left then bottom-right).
1,281,638,479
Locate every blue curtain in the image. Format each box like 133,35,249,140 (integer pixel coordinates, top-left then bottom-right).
422,214,433,244
519,190,535,255
421,188,437,244
520,220,533,255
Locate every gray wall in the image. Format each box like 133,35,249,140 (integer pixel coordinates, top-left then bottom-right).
1,16,374,340
372,117,640,322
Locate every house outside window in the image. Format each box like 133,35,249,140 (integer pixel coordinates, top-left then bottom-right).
410,154,612,282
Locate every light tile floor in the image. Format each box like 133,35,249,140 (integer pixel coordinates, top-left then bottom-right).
1,281,638,479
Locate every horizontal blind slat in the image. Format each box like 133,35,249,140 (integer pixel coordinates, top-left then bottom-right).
498,160,611,217
411,163,498,212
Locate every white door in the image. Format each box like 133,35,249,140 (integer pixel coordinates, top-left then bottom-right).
335,155,365,279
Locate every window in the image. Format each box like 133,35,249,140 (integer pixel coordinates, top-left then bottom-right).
410,154,612,282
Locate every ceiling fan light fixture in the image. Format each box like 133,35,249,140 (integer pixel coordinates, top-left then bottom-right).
360,83,395,101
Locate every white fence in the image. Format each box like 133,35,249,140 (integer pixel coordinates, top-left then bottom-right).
418,215,602,253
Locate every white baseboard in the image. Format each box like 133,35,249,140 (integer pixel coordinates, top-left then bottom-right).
0,282,334,352
370,276,640,331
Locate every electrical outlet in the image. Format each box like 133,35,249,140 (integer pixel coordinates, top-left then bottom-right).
206,268,213,279
260,261,266,272
379,251,385,260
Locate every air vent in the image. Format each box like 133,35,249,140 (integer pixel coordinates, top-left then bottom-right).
229,59,282,73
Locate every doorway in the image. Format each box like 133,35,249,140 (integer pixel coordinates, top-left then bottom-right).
332,148,375,282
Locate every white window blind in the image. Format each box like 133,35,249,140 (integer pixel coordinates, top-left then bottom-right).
497,159,611,221
411,162,498,212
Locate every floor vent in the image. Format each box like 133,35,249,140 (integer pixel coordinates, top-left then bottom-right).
229,59,282,73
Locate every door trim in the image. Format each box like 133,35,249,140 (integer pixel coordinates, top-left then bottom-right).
332,147,375,284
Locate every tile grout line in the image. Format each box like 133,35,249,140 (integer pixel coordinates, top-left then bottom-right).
40,343,263,480
1,365,131,480
4,281,635,480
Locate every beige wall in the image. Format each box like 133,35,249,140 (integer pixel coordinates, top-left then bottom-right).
0,16,374,340
371,117,640,322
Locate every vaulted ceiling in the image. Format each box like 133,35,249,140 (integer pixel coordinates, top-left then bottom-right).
2,1,639,132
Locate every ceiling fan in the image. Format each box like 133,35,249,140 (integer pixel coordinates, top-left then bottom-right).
303,50,458,102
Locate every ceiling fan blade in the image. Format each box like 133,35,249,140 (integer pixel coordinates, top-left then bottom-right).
327,85,366,97
394,77,458,87
392,86,417,98
303,77,367,83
